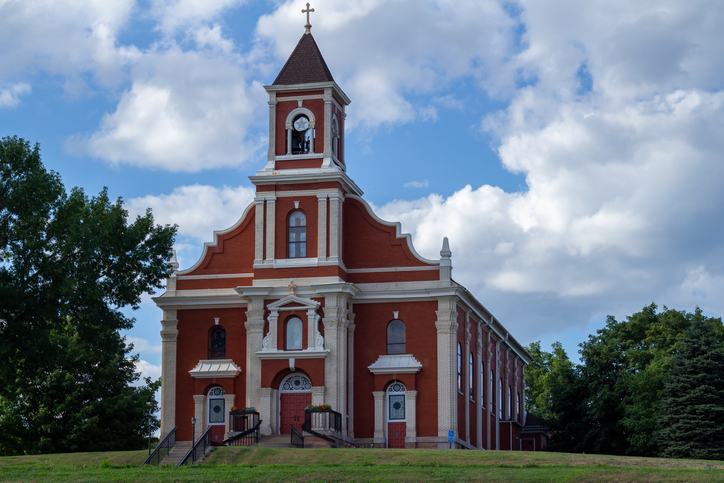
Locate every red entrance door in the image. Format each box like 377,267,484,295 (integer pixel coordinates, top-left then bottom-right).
280,392,311,434
387,422,406,448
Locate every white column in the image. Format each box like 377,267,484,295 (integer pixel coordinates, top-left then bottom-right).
265,196,276,262
373,391,385,446
266,93,276,170
160,313,178,438
322,292,348,432
322,88,333,166
435,297,457,448
223,394,236,436
286,125,292,155
267,311,278,351
317,194,328,261
244,296,266,410
486,332,492,450
347,315,356,438
306,308,317,350
476,333,483,449
328,193,343,264
406,390,418,446
309,121,315,153
259,388,273,435
312,386,325,432
254,197,264,265
464,314,471,445
193,394,205,436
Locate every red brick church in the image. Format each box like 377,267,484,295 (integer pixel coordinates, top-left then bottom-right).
154,12,541,451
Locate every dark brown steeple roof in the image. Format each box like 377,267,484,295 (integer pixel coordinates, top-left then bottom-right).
272,33,334,85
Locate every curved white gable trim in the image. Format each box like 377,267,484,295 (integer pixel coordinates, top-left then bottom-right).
176,201,255,275
345,194,439,266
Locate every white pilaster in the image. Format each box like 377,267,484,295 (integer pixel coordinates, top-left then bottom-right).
464,313,471,445
266,93,276,170
244,295,267,410
223,394,236,436
322,292,349,432
193,394,205,436
328,193,342,264
406,390,418,445
476,327,483,449
317,194,328,261
373,391,385,446
265,197,276,262
160,312,178,438
259,387,273,435
254,197,264,264
322,87,333,166
435,297,457,448
347,314,356,438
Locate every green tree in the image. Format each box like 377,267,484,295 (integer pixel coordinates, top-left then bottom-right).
657,317,724,459
0,136,176,455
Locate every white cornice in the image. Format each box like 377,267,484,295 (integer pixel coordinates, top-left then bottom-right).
264,81,351,106
189,359,242,379
368,354,422,374
250,169,363,196
153,294,246,309
256,349,329,360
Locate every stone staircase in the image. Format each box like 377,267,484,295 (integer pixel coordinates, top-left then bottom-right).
255,434,294,448
160,441,191,465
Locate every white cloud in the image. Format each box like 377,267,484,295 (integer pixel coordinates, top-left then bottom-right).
0,83,30,108
150,0,247,37
82,46,267,171
126,336,162,355
404,180,429,189
127,184,256,242
134,359,162,381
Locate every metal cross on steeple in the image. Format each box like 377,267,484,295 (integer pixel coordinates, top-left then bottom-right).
302,2,315,34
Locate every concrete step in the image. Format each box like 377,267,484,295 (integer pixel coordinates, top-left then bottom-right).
160,441,191,465
256,434,294,448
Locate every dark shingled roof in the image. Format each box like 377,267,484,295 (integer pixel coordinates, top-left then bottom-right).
272,33,334,85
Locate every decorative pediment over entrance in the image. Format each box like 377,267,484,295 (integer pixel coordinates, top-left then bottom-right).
368,354,422,374
189,359,242,379
259,291,327,358
266,294,320,311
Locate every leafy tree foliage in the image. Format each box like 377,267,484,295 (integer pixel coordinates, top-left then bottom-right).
657,318,724,460
530,304,723,457
0,136,176,455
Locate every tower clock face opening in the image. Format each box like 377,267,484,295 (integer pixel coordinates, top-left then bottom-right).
292,115,312,154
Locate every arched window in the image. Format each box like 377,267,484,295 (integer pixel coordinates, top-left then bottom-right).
387,382,406,421
469,353,474,400
457,343,462,393
386,319,405,354
288,211,306,258
499,379,503,420
291,114,312,154
208,386,225,425
480,361,485,407
208,326,226,359
331,116,340,158
286,317,303,350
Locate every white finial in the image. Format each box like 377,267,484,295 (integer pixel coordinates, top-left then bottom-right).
440,237,451,259
288,280,297,295
169,248,179,273
302,3,315,34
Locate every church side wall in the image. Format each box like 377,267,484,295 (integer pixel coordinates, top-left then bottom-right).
174,307,247,441
456,306,466,443
352,301,438,440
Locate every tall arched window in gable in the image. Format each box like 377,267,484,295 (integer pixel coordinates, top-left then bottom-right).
469,353,474,400
208,326,226,359
457,343,462,393
386,319,405,354
286,316,303,350
288,211,306,258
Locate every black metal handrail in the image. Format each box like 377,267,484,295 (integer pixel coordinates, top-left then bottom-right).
223,419,262,446
290,424,304,448
229,411,259,432
143,426,177,466
178,425,212,466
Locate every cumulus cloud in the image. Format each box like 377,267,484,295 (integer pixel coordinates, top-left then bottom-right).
126,336,162,355
150,0,247,37
0,83,30,108
127,184,256,268
81,45,267,171
404,180,429,189
134,360,162,381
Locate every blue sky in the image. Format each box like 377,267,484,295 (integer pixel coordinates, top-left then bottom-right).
2,0,724,379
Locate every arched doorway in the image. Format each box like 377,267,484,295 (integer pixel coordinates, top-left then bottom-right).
279,374,312,434
387,381,407,448
207,386,226,443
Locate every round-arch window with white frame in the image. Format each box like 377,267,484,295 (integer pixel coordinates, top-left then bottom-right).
207,386,225,425
387,382,406,421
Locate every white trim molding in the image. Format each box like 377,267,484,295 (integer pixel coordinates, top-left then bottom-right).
189,359,242,379
368,354,422,374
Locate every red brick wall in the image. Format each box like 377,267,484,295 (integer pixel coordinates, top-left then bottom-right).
175,307,247,440
352,301,438,439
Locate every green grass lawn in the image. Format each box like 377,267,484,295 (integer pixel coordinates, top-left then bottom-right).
1,447,723,482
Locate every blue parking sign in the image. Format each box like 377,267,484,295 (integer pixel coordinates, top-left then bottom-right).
448,430,455,442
